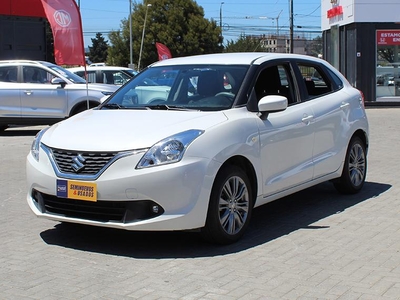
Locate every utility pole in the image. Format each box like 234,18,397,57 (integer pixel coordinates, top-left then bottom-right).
129,0,133,67
289,0,294,53
220,2,224,45
138,4,152,70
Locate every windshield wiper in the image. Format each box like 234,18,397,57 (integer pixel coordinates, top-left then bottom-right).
145,104,196,111
102,103,127,109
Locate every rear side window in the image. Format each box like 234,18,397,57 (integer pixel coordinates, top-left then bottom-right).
0,66,18,82
297,63,342,100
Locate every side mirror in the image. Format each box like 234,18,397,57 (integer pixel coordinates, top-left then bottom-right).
51,77,67,88
258,95,288,119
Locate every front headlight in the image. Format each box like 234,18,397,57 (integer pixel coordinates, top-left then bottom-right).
136,129,204,169
31,127,49,161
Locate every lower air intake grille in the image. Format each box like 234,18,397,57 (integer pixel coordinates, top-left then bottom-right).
32,190,164,223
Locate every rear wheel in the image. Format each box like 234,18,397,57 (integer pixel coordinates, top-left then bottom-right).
201,165,253,244
334,136,367,194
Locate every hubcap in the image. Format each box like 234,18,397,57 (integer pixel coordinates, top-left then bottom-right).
349,143,366,187
219,176,250,235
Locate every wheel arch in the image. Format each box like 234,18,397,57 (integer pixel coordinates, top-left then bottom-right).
69,100,100,116
352,129,369,152
218,155,258,207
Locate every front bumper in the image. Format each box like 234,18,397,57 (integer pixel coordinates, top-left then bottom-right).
26,148,220,231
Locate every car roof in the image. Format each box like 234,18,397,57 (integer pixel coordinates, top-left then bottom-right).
150,52,324,67
67,66,135,72
0,60,52,66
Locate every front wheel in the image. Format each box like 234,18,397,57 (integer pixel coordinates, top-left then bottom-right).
201,165,253,244
334,136,367,194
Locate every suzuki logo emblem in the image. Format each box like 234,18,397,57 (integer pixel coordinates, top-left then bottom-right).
71,154,86,173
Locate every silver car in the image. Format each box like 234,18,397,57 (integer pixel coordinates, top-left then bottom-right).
0,60,119,131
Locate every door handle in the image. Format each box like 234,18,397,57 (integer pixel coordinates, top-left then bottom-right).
301,115,313,125
24,90,32,96
340,102,350,109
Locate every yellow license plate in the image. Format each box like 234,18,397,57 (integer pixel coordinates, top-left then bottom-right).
57,179,97,202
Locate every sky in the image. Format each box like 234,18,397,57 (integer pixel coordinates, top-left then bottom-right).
78,0,322,48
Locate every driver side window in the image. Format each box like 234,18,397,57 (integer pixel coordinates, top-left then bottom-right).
255,64,295,105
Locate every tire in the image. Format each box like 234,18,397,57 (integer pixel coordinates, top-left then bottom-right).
201,165,253,245
334,136,367,194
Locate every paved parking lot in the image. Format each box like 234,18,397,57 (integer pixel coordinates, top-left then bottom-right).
1,108,400,300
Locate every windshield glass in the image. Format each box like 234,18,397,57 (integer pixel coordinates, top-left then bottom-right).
48,65,87,83
101,65,248,111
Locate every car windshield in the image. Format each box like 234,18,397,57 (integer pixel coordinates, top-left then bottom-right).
101,65,248,111
47,65,87,83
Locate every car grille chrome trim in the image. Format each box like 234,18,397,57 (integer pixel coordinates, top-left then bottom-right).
41,144,145,180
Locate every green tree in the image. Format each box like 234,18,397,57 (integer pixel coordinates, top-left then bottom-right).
106,0,223,69
307,35,323,57
224,34,264,53
89,33,109,63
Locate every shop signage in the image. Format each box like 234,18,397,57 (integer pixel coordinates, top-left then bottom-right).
377,30,400,45
327,0,343,19
327,6,343,18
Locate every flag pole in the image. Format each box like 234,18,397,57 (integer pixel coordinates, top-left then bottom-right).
73,0,90,110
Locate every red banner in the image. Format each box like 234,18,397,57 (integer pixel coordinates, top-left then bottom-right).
377,30,400,46
41,0,85,66
156,42,172,61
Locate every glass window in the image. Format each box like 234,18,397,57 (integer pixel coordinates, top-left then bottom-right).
376,30,400,99
254,64,296,104
104,65,248,111
297,63,336,100
0,66,18,82
22,66,51,84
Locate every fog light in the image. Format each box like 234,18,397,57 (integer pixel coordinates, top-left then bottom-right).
152,205,159,214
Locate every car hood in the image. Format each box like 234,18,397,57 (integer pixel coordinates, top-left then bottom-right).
41,109,228,151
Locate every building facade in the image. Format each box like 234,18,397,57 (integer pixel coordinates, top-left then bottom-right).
321,0,400,102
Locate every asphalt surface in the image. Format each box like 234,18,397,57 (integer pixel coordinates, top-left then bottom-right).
1,108,399,300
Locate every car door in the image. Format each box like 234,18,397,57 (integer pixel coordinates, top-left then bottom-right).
294,62,347,179
256,63,315,196
20,66,68,118
0,66,21,118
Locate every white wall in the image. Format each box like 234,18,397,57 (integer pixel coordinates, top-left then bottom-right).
321,0,400,30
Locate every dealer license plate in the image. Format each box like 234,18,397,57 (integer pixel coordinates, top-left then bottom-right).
56,179,97,202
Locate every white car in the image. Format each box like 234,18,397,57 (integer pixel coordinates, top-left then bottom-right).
0,60,118,131
67,66,137,85
26,53,369,244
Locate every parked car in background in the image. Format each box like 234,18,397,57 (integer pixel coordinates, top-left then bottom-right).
26,53,369,244
0,60,118,131
67,66,137,85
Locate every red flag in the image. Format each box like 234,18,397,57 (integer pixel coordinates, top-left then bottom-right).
41,0,85,66
156,42,172,61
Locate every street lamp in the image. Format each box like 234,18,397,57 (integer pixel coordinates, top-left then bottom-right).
138,3,152,71
219,2,224,29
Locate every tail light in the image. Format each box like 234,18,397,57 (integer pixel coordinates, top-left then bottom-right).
358,89,365,108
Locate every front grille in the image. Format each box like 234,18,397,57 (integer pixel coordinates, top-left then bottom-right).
51,148,117,175
32,190,164,223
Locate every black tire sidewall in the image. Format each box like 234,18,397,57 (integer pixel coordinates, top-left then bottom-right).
335,136,367,194
202,165,253,244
